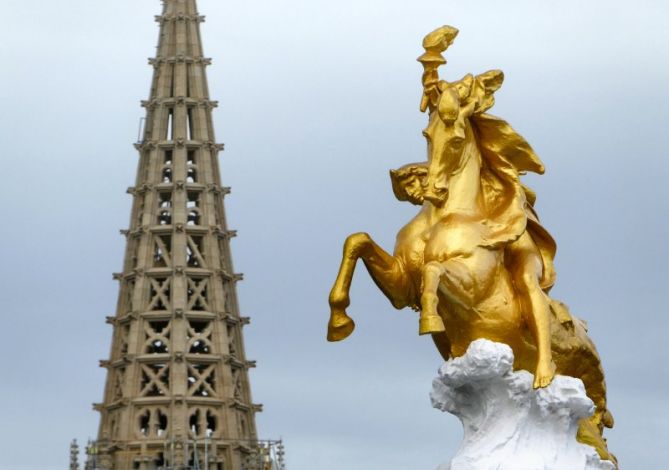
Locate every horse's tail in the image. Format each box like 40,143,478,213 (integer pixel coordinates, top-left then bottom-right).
550,300,612,424
548,300,616,465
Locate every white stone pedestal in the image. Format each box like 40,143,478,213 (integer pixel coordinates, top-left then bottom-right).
430,339,614,470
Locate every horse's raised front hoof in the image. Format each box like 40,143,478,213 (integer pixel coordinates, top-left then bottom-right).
327,309,356,342
419,314,446,336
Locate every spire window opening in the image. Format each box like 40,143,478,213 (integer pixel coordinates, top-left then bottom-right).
158,192,172,209
188,363,216,397
157,410,168,436
148,338,169,354
137,406,168,438
154,244,167,266
187,167,198,183
162,149,173,183
206,411,217,436
189,339,210,355
187,319,212,354
157,208,171,225
157,192,172,225
189,410,199,433
189,409,202,436
186,244,198,267
153,234,172,267
139,411,151,437
190,320,209,334
186,278,208,311
162,167,173,184
167,108,175,140
187,191,200,209
140,363,170,397
187,209,201,226
187,151,198,185
186,64,192,98
145,320,171,354
186,235,206,268
149,278,171,311
187,150,197,166
169,64,175,98
187,108,195,140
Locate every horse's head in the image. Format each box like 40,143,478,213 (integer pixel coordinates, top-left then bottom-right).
392,26,545,216
421,70,505,205
416,26,506,205
389,71,503,207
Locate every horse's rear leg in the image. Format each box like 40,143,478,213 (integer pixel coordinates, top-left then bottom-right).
328,232,413,341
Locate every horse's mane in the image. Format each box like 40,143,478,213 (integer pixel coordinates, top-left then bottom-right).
472,113,557,290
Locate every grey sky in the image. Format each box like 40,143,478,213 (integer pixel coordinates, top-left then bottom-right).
0,0,667,468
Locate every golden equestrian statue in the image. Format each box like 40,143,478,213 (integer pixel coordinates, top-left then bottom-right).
326,26,615,464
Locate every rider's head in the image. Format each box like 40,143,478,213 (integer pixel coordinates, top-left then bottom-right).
390,163,428,206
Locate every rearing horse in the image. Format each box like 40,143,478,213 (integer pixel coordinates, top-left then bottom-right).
327,26,615,464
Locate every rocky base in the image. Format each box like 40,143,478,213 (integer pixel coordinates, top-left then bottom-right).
430,339,615,470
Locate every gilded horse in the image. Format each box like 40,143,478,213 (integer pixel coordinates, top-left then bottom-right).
327,26,615,463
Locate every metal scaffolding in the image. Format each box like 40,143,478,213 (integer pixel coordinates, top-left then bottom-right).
81,438,286,470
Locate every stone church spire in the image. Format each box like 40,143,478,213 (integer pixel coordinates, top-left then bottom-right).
92,1,263,468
